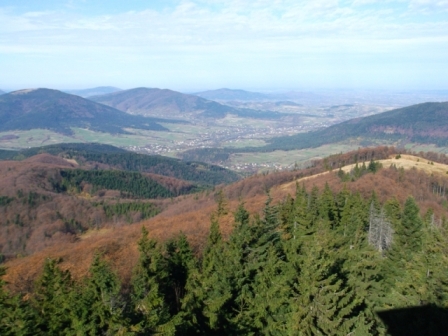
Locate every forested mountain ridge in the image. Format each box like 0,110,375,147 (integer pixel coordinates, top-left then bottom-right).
89,87,288,120
2,146,448,334
2,143,242,186
0,88,184,135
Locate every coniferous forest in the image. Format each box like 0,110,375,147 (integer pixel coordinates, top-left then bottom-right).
1,183,447,335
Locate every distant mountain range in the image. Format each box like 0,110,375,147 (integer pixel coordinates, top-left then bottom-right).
193,88,325,103
193,88,448,106
0,90,5,95
64,86,122,98
194,88,271,101
89,87,288,120
0,88,184,135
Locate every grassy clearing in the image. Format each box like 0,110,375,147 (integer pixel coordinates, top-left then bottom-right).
279,154,448,191
371,154,448,176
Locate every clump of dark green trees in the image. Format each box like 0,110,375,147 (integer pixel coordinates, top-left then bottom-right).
1,184,447,335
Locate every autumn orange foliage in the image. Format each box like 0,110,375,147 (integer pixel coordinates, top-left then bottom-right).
3,146,448,293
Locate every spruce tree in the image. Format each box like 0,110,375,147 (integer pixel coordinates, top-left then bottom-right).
389,213,448,309
234,200,250,227
70,254,129,335
319,182,338,225
287,226,360,335
164,232,194,315
383,197,426,312
33,258,73,335
232,196,289,335
289,184,313,240
242,243,290,335
131,227,175,335
400,197,423,255
0,267,36,336
181,217,232,334
338,192,367,246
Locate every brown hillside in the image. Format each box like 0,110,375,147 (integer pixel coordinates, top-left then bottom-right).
23,153,78,167
4,147,448,293
0,154,196,259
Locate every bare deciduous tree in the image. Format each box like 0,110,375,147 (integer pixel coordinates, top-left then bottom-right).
368,203,393,253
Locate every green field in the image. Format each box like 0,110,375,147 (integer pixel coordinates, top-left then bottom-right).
3,126,447,174
221,139,267,148
0,129,80,149
227,142,367,171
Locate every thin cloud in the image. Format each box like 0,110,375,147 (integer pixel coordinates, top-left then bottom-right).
0,1,446,90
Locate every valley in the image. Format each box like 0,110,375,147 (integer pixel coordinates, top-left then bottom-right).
0,88,397,172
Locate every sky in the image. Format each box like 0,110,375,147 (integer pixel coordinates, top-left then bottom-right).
0,0,447,92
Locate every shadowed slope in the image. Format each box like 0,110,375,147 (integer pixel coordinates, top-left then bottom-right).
0,88,181,135
90,87,288,119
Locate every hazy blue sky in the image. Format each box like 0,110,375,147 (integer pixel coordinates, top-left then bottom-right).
1,0,447,92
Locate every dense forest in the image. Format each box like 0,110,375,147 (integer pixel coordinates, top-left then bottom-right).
1,182,447,335
53,169,176,199
3,143,241,186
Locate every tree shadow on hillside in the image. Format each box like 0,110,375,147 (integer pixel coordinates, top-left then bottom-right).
377,305,448,336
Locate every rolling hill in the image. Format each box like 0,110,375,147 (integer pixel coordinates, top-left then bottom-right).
0,88,184,135
0,145,240,258
0,142,241,258
64,86,122,98
4,146,448,290
89,87,288,120
3,143,242,186
0,154,194,257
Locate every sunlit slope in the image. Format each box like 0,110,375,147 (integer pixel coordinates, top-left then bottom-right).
279,154,448,191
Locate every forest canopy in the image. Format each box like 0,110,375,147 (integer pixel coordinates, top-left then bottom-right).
1,183,447,335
